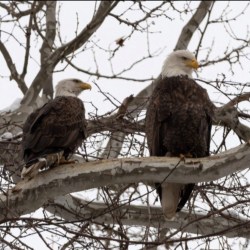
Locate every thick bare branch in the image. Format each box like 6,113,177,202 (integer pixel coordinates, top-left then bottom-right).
0,41,28,94
101,95,135,159
20,1,35,81
214,105,250,141
39,1,57,100
46,195,250,239
175,1,214,50
1,143,250,221
223,92,250,109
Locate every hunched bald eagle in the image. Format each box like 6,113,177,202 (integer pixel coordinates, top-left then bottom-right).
21,79,91,179
145,50,214,219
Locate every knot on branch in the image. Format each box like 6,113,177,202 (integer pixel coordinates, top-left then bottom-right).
116,95,134,119
214,106,239,129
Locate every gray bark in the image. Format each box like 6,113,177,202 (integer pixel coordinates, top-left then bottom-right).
46,194,250,239
1,143,249,222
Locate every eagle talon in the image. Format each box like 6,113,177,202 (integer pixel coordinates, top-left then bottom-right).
179,154,186,162
179,153,193,162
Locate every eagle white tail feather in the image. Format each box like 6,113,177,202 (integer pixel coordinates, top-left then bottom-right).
161,182,184,220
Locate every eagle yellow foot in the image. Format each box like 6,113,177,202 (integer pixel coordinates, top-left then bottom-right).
179,153,193,162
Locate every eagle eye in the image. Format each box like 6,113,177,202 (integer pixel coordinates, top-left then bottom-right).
73,79,81,83
181,56,188,60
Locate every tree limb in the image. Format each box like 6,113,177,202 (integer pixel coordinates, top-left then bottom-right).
45,195,250,239
1,143,250,221
0,1,45,19
175,1,214,50
214,105,250,141
21,1,119,106
39,1,57,100
0,41,28,94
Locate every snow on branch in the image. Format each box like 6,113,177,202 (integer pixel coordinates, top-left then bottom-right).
1,143,250,222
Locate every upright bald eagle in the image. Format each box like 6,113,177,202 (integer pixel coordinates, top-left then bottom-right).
145,50,214,219
21,79,91,179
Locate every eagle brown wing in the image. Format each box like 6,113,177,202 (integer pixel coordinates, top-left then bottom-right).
22,96,87,166
145,76,214,217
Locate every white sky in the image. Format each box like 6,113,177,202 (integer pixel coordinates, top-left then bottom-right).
0,1,249,111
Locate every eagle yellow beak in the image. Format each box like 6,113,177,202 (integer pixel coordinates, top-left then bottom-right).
186,59,199,69
80,82,92,90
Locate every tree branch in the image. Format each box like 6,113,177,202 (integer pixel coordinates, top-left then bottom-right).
175,1,214,50
1,143,250,221
39,1,57,100
21,1,119,106
0,41,28,94
214,105,250,141
45,195,250,239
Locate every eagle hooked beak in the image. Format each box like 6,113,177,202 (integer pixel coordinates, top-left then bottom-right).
186,59,199,70
80,82,92,90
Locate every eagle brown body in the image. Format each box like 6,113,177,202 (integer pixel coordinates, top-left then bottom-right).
21,78,91,179
145,75,214,218
22,96,87,167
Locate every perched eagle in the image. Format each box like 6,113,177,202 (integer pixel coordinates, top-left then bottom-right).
145,50,214,219
21,79,91,179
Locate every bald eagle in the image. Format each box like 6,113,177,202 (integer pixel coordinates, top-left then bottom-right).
145,50,214,219
21,79,91,179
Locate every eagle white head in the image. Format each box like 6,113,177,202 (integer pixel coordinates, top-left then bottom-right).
161,50,199,78
55,78,91,97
